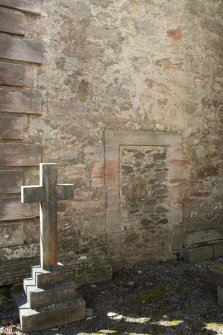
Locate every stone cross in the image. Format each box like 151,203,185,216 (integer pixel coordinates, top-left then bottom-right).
21,163,74,269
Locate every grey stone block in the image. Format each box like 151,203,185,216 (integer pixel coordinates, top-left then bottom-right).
15,291,85,332
214,243,223,258
183,245,213,262
27,280,77,308
184,230,223,248
15,263,86,332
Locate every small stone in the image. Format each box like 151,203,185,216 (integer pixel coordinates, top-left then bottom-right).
86,308,94,316
107,312,117,317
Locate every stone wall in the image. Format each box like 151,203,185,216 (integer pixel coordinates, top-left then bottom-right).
1,0,223,284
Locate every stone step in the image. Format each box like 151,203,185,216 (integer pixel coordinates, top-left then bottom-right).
32,264,73,288
27,280,77,308
15,291,86,332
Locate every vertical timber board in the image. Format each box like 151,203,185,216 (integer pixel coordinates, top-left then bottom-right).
0,144,42,166
0,7,28,36
0,34,43,64
0,170,23,193
0,115,27,139
0,0,42,14
0,89,42,114
0,62,34,87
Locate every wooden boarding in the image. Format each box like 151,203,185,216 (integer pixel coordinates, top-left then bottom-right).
0,170,23,193
0,115,27,139
0,0,42,14
0,89,42,114
0,7,28,36
0,62,33,87
0,144,42,166
0,196,39,221
0,34,43,64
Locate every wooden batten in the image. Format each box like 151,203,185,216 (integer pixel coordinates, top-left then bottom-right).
0,89,42,114
0,7,28,36
0,115,27,139
0,34,43,64
0,196,39,221
0,62,34,87
0,170,23,193
0,144,42,166
0,0,42,15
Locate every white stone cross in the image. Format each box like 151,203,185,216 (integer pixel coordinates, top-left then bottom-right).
21,163,74,269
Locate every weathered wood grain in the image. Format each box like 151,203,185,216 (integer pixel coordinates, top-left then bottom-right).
0,89,42,114
0,170,23,193
0,144,42,166
0,0,42,14
0,7,28,36
0,196,39,221
0,62,33,87
0,116,27,139
0,34,43,64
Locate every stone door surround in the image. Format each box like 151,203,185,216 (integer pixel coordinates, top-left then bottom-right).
104,130,183,234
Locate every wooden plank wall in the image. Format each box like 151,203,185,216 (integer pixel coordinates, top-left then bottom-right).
0,0,43,285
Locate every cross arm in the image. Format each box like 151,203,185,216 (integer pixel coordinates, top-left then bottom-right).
21,185,43,203
57,184,74,201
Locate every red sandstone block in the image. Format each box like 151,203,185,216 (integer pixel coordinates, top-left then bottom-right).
167,27,182,41
0,196,38,221
0,144,42,166
0,115,27,139
0,170,23,193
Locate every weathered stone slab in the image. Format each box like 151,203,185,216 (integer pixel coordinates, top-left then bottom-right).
0,170,23,193
16,293,85,332
0,62,33,87
0,89,42,114
0,196,39,221
0,144,42,166
214,243,223,258
0,257,38,286
0,220,39,247
184,230,223,248
0,7,28,35
26,264,73,289
0,0,42,14
183,245,213,262
0,116,27,139
27,281,77,308
0,243,39,260
0,34,43,64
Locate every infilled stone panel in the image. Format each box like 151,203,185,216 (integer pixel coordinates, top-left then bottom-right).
120,145,169,231
105,130,183,265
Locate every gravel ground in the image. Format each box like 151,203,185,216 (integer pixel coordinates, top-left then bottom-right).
1,259,223,335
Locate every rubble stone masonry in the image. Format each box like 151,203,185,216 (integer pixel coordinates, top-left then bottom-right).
0,0,223,284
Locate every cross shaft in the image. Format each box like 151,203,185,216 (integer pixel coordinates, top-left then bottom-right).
21,163,73,268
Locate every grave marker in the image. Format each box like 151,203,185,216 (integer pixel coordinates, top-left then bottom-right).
14,163,86,332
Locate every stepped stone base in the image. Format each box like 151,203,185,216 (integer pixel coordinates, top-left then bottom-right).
14,263,86,332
